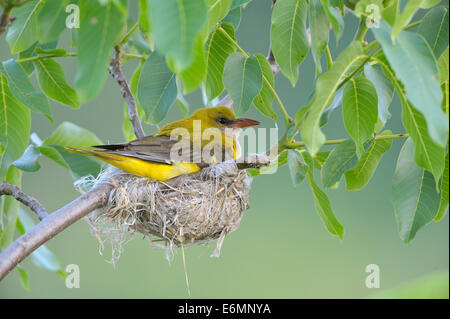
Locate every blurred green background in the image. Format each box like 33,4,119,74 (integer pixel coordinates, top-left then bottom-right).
0,0,448,298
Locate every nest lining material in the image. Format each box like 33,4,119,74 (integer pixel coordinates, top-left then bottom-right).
78,160,255,263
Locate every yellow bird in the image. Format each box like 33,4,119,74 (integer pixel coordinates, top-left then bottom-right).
66,106,260,181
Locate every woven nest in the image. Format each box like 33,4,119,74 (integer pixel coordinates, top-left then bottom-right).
78,159,262,264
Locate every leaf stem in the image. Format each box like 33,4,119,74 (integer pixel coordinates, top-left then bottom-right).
0,4,12,37
217,26,292,128
325,45,333,68
363,40,379,53
403,20,422,31
15,53,78,63
355,17,368,42
120,22,139,45
15,52,145,63
337,42,379,91
287,133,409,149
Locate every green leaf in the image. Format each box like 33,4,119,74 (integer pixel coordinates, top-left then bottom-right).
223,53,263,116
342,77,378,157
230,0,251,9
313,151,331,169
38,0,71,43
330,0,344,11
391,0,427,39
16,266,30,290
179,36,207,94
417,6,449,59
382,0,399,26
0,59,51,120
139,0,151,32
204,23,236,101
253,53,277,121
321,139,358,189
0,167,21,250
364,63,394,124
344,130,393,190
149,0,207,72
288,149,308,186
434,149,449,221
222,6,241,29
421,0,442,9
295,105,310,129
126,18,152,55
442,81,449,116
302,152,344,239
46,145,101,179
302,41,366,155
437,47,449,84
321,0,344,43
38,145,69,169
372,270,449,299
17,43,37,75
391,138,441,243
373,21,447,147
43,121,102,148
372,52,446,184
42,122,103,178
137,52,177,124
206,0,233,33
270,0,308,86
320,87,342,127
177,96,190,117
12,144,41,172
6,0,44,54
34,59,80,108
310,0,330,74
75,0,127,101
0,74,31,181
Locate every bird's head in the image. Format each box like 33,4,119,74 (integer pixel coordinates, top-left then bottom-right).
192,106,261,130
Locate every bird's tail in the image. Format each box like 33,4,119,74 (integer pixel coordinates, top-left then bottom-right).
65,147,117,161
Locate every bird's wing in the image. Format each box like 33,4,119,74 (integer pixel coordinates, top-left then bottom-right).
92,135,204,166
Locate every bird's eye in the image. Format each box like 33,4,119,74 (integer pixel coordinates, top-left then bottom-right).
217,117,227,124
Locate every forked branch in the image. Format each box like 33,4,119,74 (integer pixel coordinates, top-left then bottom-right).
0,181,48,221
109,47,145,139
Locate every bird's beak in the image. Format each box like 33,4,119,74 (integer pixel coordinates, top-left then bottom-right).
231,118,261,128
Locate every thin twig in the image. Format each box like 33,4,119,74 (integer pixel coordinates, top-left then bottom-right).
109,47,145,139
15,52,143,63
286,133,409,149
0,181,48,221
15,53,78,63
0,5,12,37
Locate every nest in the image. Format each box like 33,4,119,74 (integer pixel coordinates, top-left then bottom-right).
78,160,256,263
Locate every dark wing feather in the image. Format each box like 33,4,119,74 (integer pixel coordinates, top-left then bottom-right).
92,135,198,166
92,135,231,168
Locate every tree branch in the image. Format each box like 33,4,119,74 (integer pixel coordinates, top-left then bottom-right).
0,183,113,281
286,133,409,149
0,181,48,221
0,5,12,37
109,47,146,139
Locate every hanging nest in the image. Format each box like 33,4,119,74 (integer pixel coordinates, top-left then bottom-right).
77,156,269,263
